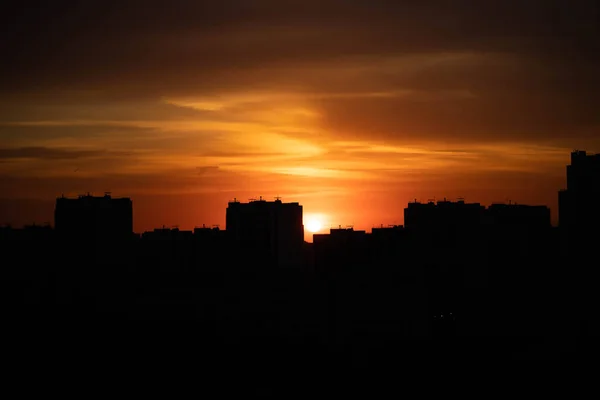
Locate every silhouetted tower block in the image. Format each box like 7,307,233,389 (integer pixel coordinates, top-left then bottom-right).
192,225,226,267
225,197,304,267
141,227,194,241
313,227,368,273
139,227,197,273
370,225,406,247
54,193,133,242
193,225,223,239
559,150,600,233
368,225,408,268
0,225,56,274
1,224,54,241
485,204,551,231
567,150,600,193
403,199,484,236
483,203,552,271
559,151,600,338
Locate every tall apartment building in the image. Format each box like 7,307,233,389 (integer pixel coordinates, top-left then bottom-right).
559,150,600,231
225,197,304,267
54,192,133,241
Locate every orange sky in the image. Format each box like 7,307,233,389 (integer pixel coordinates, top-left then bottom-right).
1,1,599,241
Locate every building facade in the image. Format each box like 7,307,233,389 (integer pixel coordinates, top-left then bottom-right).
225,197,304,267
559,150,600,231
54,192,133,241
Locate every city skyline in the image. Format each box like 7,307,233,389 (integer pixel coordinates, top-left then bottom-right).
26,191,554,242
1,1,599,236
4,145,596,353
0,148,588,242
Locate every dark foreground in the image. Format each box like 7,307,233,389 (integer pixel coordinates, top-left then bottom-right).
4,248,598,368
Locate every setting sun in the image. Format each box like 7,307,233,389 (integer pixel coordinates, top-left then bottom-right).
305,219,322,233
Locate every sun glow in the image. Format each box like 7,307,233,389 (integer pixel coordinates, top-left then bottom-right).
305,219,322,233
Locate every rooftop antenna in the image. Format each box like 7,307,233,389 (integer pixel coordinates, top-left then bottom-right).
275,195,281,201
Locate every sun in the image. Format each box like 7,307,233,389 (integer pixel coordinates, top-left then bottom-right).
305,219,322,233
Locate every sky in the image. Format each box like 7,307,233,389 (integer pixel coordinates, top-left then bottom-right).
1,0,599,239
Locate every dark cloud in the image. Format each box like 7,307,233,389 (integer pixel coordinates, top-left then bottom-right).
0,124,159,143
0,0,598,146
1,0,598,92
316,89,600,145
0,95,216,122
0,146,107,160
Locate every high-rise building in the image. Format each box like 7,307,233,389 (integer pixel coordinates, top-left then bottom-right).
54,192,133,241
558,150,600,232
225,197,304,267
403,198,485,233
313,227,368,272
485,203,551,231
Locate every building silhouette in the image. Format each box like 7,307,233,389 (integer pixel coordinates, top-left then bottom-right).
404,198,485,234
54,192,133,241
403,198,550,234
225,197,304,267
558,150,600,338
559,150,600,234
313,227,368,272
484,203,551,231
138,225,226,273
4,148,599,360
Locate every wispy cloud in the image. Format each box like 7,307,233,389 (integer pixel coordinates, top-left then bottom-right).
0,146,108,160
